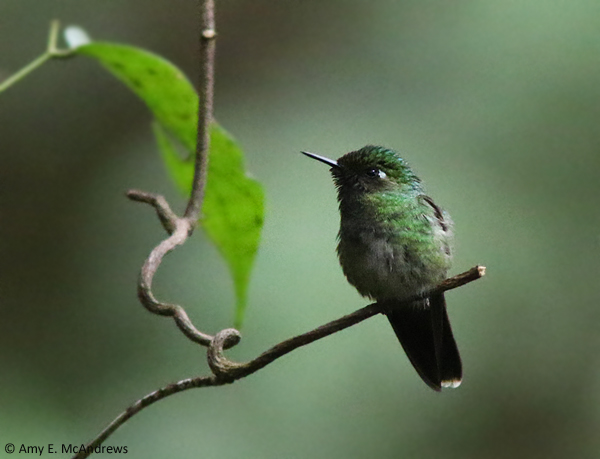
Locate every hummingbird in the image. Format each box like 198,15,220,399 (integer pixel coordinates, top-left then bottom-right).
302,145,462,391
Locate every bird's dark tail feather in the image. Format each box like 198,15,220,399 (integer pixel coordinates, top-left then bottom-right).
385,292,462,391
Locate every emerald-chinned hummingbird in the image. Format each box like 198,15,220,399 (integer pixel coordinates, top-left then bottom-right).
302,145,462,391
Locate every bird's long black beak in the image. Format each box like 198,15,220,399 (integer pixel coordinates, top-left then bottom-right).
301,151,339,169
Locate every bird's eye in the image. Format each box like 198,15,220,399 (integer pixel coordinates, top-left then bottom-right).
365,168,386,179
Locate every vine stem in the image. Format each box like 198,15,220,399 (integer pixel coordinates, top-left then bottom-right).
184,0,216,221
125,0,220,346
74,2,222,456
73,266,485,458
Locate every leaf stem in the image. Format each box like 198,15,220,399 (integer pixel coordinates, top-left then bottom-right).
0,53,52,93
0,20,74,94
47,19,62,53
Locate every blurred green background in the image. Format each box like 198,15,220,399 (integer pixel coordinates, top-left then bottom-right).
1,1,600,458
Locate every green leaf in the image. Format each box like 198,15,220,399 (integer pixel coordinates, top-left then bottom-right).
152,122,191,196
77,42,197,151
77,42,264,328
202,124,264,328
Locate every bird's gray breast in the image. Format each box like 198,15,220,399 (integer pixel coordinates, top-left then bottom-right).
337,215,452,301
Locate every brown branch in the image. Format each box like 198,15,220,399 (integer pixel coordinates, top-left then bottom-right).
72,376,220,459
184,0,216,221
127,190,178,234
126,190,215,346
124,0,218,348
207,265,486,379
74,266,485,457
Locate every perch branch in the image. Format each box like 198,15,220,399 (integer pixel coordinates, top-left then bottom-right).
207,265,486,378
74,266,485,458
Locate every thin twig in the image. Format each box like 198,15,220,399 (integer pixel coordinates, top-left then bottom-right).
72,376,220,459
126,0,218,347
184,0,216,221
126,190,215,345
74,266,485,458
127,190,178,234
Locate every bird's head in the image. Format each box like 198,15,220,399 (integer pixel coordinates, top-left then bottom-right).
302,145,421,196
